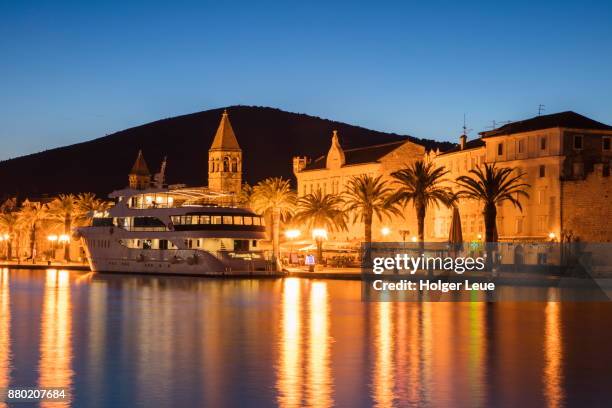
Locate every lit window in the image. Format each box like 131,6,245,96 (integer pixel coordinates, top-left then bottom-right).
234,216,243,225
603,137,611,151
253,217,261,226
573,135,583,150
212,216,222,224
223,216,233,224
244,217,253,225
200,215,210,224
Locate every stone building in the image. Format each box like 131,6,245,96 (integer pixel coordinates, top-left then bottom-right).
208,109,242,195
293,130,425,242
294,111,612,245
428,111,612,243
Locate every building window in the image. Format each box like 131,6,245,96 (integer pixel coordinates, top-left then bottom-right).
539,165,546,178
540,137,547,150
518,139,525,153
497,143,503,156
573,134,583,150
515,217,523,234
603,137,611,151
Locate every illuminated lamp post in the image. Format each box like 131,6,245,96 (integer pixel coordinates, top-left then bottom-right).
47,235,58,261
284,229,301,265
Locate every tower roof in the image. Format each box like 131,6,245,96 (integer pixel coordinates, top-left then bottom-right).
210,109,241,151
129,150,151,176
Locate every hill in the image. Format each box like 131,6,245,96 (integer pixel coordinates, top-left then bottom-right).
0,106,453,199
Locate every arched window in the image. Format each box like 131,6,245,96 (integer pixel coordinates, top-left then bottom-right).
214,158,220,172
223,157,230,172
231,157,238,172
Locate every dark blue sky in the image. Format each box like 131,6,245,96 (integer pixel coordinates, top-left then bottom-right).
1,0,611,160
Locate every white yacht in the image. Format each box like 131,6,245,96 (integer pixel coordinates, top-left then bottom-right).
78,110,272,275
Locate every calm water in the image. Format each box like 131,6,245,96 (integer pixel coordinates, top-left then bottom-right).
1,268,612,407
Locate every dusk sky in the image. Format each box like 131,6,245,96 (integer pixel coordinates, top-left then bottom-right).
1,0,611,160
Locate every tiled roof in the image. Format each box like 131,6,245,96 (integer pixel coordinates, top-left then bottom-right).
438,138,485,156
130,150,150,176
210,110,241,150
479,111,612,138
302,141,406,171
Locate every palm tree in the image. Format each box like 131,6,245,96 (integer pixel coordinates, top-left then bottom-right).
47,194,78,261
74,193,111,225
343,174,400,245
0,213,18,260
0,198,18,259
455,163,530,242
389,160,454,242
237,183,254,208
293,190,347,264
17,200,48,261
251,178,296,267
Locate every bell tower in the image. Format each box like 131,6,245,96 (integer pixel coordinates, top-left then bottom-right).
128,150,151,190
208,109,242,194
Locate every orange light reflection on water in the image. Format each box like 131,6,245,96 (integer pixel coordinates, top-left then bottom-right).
544,300,564,408
0,269,10,408
38,269,73,408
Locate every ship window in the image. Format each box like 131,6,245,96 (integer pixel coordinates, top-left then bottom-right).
212,216,222,224
171,216,180,224
159,240,168,250
223,216,233,224
253,217,261,226
244,217,253,225
184,216,192,225
234,216,243,225
200,215,210,224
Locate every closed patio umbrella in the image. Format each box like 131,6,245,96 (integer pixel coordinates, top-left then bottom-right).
448,206,463,246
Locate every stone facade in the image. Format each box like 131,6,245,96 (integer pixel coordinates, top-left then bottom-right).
208,110,242,195
561,163,612,242
293,131,425,243
294,111,612,244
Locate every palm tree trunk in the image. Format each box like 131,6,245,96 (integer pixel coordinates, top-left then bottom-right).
272,208,281,269
64,215,72,262
316,237,323,265
364,211,373,264
484,203,497,243
29,224,36,260
416,202,426,242
6,241,11,260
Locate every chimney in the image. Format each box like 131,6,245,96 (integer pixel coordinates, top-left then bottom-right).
459,134,467,150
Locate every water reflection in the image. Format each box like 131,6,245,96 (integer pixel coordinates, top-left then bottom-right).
373,301,394,408
0,270,608,407
0,269,10,408
38,269,73,407
306,281,333,408
277,278,303,408
544,300,564,408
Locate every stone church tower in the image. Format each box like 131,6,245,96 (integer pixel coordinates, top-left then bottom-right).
208,110,242,194
128,149,151,190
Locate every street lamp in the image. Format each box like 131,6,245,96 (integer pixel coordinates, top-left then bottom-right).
285,229,301,265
